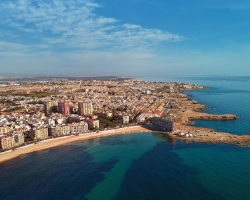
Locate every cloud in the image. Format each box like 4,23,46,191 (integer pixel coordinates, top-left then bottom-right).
0,31,19,38
123,24,142,29
0,0,188,77
0,41,28,52
0,0,185,51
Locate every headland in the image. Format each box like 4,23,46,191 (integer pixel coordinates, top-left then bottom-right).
162,88,250,146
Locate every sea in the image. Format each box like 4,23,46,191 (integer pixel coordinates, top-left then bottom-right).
1,76,250,200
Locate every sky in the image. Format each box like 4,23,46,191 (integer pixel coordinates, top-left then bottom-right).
0,0,250,77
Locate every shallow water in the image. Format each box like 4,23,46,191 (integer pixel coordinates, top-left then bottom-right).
0,132,250,200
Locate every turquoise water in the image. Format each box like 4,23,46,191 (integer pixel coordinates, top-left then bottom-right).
1,76,250,200
1,132,250,200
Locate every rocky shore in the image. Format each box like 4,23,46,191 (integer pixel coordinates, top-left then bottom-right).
182,110,237,123
164,88,250,146
170,125,250,146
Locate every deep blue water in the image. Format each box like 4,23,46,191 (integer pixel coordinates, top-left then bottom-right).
1,76,250,200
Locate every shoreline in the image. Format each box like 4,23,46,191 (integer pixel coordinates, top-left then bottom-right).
0,126,154,164
0,87,248,164
168,87,250,146
1,124,250,164
171,125,250,146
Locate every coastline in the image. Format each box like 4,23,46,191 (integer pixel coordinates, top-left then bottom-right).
171,125,250,146
1,85,249,164
0,126,153,164
1,124,250,164
167,87,250,146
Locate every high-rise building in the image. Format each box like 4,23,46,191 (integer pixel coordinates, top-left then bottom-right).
78,102,85,116
78,102,93,116
44,101,58,116
85,102,93,115
152,117,177,131
44,102,53,116
58,102,70,115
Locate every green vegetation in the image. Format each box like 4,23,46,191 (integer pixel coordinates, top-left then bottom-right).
129,118,137,124
145,117,153,123
28,101,44,105
0,91,58,98
108,91,115,95
24,92,59,98
26,132,35,141
99,118,124,129
88,124,94,130
0,91,13,97
4,107,23,112
0,99,13,104
155,86,170,93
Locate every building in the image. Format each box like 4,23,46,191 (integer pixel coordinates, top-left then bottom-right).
12,132,25,147
153,117,177,131
78,102,93,116
69,123,88,134
44,118,55,126
77,123,88,133
30,127,48,140
0,135,13,150
84,114,98,119
44,101,57,116
78,102,84,116
117,115,129,124
85,119,99,129
58,102,70,115
44,102,53,116
60,125,70,135
66,116,80,123
98,112,113,118
48,126,61,136
136,113,159,122
85,102,93,115
56,118,64,124
0,126,10,134
0,132,25,150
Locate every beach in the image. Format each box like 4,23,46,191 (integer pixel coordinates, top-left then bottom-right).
0,126,151,164
2,123,250,164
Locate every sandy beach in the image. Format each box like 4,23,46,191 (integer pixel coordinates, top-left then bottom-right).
1,123,250,164
0,126,151,164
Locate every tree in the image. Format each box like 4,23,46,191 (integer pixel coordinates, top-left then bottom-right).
26,132,35,141
89,124,94,130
